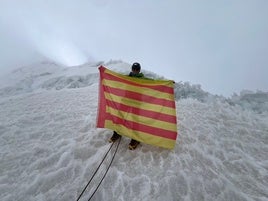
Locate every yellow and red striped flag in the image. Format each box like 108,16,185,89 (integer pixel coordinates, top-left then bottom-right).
96,66,178,149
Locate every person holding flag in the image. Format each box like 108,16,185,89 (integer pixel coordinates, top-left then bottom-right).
97,63,178,150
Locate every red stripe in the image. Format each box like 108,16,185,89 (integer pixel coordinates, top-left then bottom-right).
96,76,106,127
106,114,177,140
103,85,175,108
102,69,174,94
106,99,177,124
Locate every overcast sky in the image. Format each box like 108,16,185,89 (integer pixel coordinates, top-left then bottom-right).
1,0,268,96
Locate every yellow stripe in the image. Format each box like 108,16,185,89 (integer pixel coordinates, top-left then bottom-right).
105,120,176,149
104,92,176,116
103,79,174,101
104,68,174,87
107,106,177,132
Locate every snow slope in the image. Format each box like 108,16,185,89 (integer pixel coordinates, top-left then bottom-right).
0,61,267,201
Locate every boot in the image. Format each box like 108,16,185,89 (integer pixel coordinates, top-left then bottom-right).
128,139,140,150
109,131,121,143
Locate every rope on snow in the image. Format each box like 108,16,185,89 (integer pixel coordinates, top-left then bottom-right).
76,137,121,201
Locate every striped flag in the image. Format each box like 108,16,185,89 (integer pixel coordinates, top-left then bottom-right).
96,66,178,149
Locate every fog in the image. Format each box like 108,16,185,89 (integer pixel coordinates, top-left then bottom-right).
1,0,268,96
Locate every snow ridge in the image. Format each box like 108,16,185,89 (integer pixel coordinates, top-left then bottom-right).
1,60,267,114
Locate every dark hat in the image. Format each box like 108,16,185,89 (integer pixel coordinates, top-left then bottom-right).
132,62,141,71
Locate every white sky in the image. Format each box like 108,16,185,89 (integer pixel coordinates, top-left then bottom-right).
0,0,268,96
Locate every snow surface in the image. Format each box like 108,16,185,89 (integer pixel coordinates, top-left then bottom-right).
0,61,267,201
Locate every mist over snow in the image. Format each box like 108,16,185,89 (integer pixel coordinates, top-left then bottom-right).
1,0,268,96
0,61,267,201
